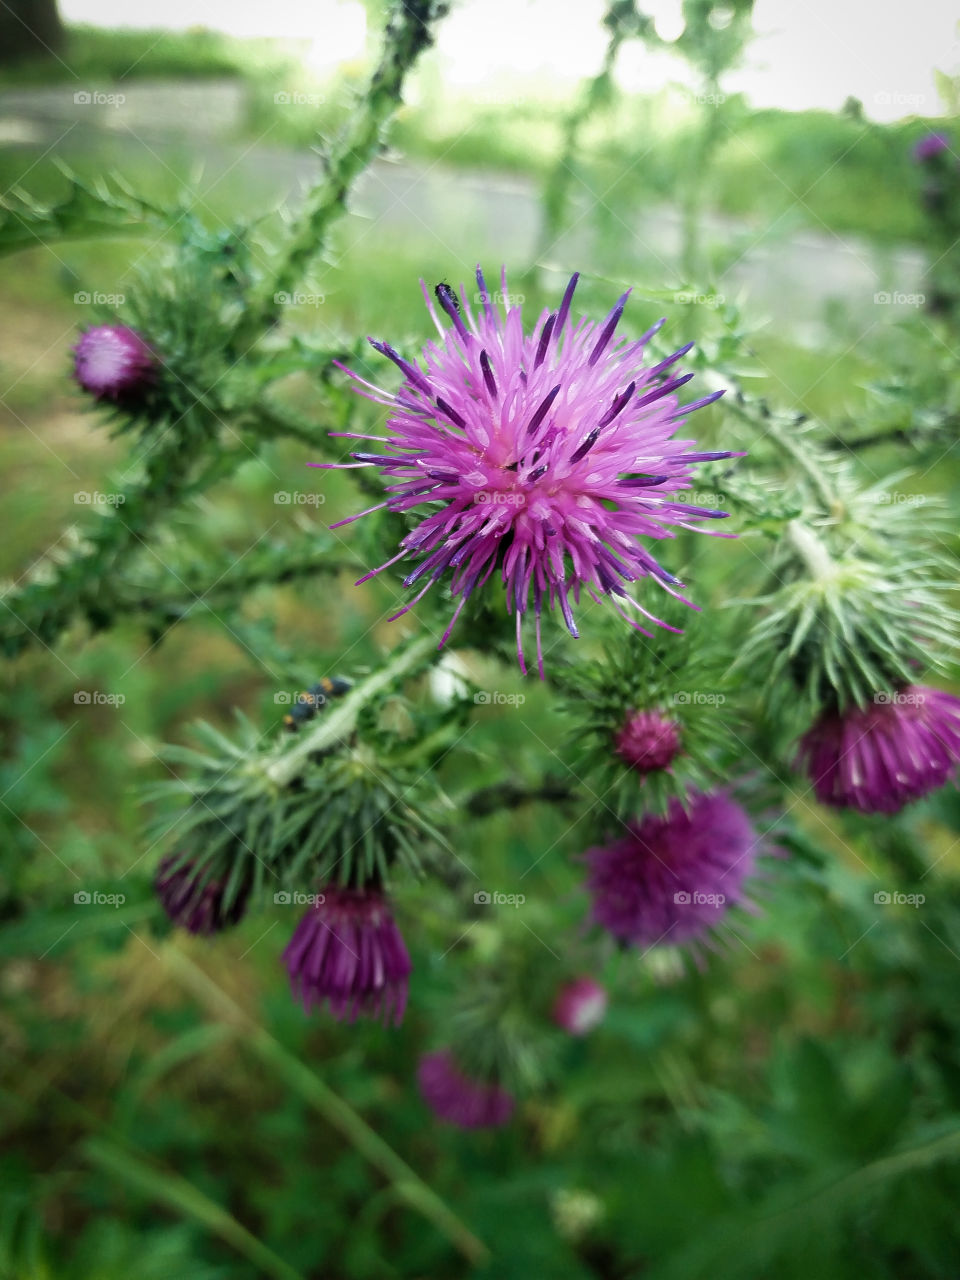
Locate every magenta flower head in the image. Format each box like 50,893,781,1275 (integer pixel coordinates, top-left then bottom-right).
584,791,759,951
552,976,608,1035
417,1049,515,1129
155,854,251,936
281,884,411,1025
614,708,681,774
913,132,950,163
796,685,960,815
73,323,156,402
320,267,739,674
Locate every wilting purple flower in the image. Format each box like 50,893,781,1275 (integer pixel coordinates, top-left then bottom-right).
552,977,608,1035
584,791,758,950
282,885,411,1025
913,132,950,163
417,1049,515,1129
317,268,739,674
73,324,156,401
614,708,681,773
155,855,250,936
796,685,960,815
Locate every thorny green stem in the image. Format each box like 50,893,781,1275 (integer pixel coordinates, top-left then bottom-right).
265,631,436,787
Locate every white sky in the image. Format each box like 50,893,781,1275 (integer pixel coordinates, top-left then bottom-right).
60,0,960,122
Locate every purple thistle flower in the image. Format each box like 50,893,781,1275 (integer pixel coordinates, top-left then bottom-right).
73,324,156,402
282,885,411,1025
913,132,950,163
796,685,960,815
584,791,758,951
317,267,739,675
614,708,681,774
154,855,250,936
417,1049,515,1129
552,976,608,1035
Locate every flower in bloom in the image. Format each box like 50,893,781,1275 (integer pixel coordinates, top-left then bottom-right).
73,324,156,401
614,708,681,774
282,884,411,1025
417,1049,515,1129
154,855,250,936
317,268,739,674
552,976,608,1035
796,686,960,814
584,791,758,950
913,132,950,163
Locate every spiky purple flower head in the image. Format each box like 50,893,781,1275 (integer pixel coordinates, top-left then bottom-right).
552,976,608,1035
796,685,960,815
614,708,681,774
154,854,251,936
913,132,951,163
73,324,156,402
417,1049,515,1129
584,791,758,951
282,884,411,1025
317,268,739,674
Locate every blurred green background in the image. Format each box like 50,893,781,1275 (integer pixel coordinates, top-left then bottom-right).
3,3,960,1277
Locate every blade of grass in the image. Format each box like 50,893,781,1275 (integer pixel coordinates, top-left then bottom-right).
163,945,490,1267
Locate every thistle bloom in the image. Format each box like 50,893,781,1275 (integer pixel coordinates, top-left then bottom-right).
584,792,758,950
417,1049,515,1129
73,324,156,401
155,855,250,936
614,708,681,774
318,268,739,674
913,132,950,163
552,977,608,1035
282,885,411,1025
796,686,960,815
